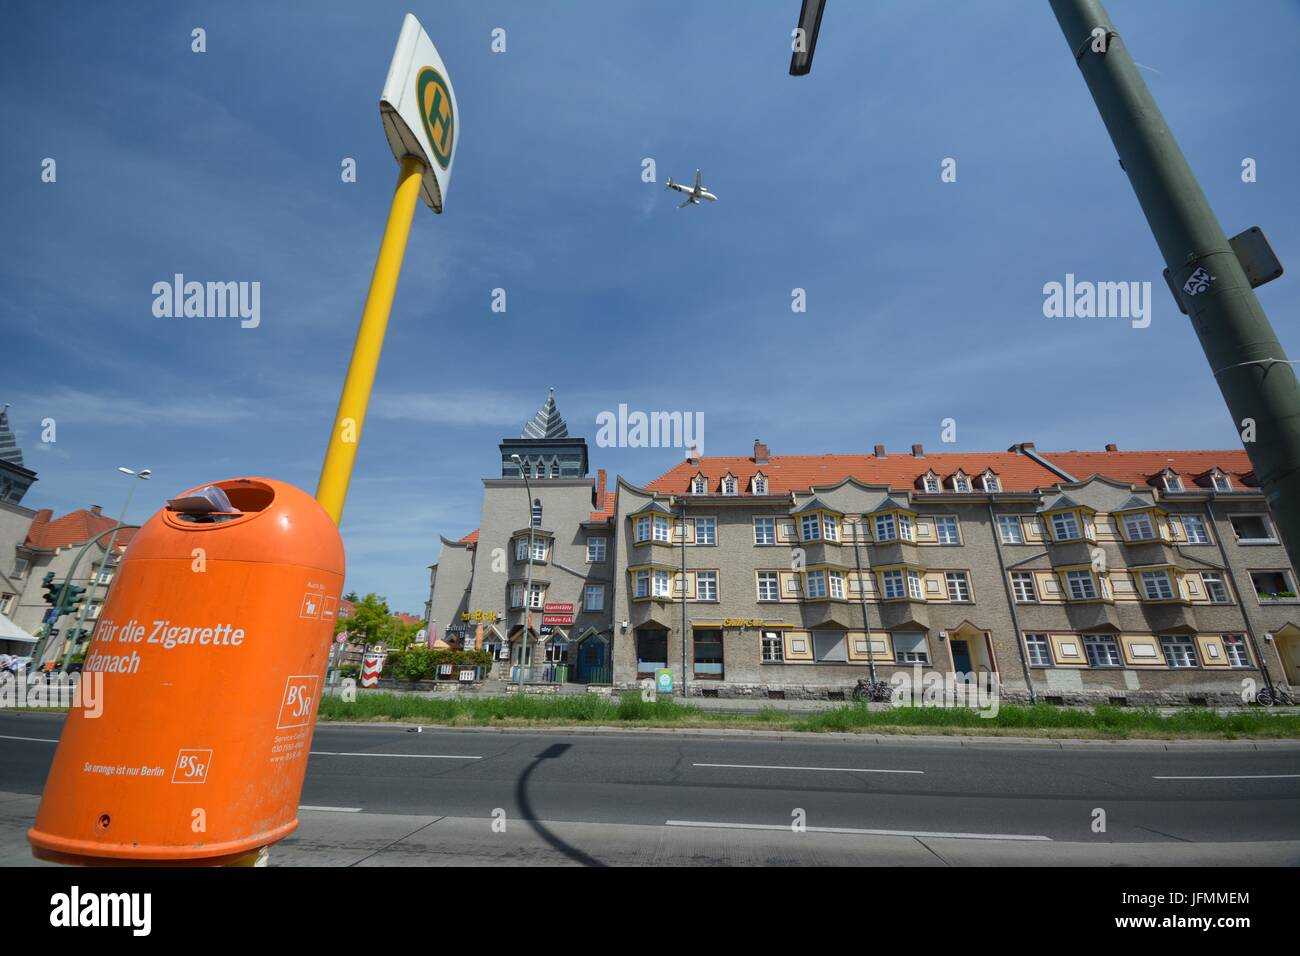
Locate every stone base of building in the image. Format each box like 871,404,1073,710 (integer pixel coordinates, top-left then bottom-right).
609,680,1260,708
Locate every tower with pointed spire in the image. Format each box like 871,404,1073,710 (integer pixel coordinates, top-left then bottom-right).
0,404,37,505
500,388,589,478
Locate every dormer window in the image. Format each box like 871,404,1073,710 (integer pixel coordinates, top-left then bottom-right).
1161,471,1183,492
981,472,1000,493
722,475,737,496
691,475,707,495
1052,511,1081,541
1211,470,1232,492
952,472,971,493
753,474,768,495
921,471,940,494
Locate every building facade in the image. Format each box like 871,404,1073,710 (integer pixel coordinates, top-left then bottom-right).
427,391,616,681
428,400,1300,705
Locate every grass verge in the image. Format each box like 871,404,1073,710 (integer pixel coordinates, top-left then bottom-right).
316,693,1300,740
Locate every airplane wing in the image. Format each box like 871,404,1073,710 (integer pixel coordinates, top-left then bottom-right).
678,197,695,209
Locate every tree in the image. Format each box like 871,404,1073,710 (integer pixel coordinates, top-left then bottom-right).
334,593,391,646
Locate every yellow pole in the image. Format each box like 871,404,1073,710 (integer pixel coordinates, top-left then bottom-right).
316,154,426,524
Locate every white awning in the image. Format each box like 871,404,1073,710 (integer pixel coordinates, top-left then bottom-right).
0,613,38,644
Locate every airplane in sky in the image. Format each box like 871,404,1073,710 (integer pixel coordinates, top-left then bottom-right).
665,169,718,208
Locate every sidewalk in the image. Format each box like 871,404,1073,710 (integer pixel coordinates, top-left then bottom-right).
3,792,1295,867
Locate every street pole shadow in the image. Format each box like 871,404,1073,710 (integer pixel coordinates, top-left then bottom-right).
515,743,607,867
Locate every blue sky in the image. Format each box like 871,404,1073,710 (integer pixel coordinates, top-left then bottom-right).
2,1,1297,613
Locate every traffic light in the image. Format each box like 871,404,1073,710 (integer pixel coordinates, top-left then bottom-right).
65,626,91,646
41,572,59,607
59,584,87,616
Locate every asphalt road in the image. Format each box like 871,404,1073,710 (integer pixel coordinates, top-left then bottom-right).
3,711,1299,865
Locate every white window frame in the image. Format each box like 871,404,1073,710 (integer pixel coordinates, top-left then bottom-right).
1140,569,1175,601
1011,572,1038,603
805,570,828,599
923,473,940,493
1122,512,1156,541
694,517,717,546
754,517,776,545
761,631,784,662
1052,511,1081,541
652,570,671,598
692,476,707,495
1201,572,1231,604
1161,636,1198,668
695,571,718,602
935,515,959,545
1180,514,1210,544
652,515,671,543
953,474,971,493
1025,633,1051,667
1231,514,1277,544
584,584,605,611
800,513,822,541
982,473,1000,493
945,571,971,603
822,514,839,541
722,476,737,496
1163,472,1183,492
874,513,897,542
907,570,924,601
1084,634,1122,668
634,570,650,598
882,570,905,600
1224,635,1249,667
997,515,1024,544
753,475,767,495
586,537,607,563
757,572,779,602
1066,569,1098,601
828,572,845,600
634,516,651,543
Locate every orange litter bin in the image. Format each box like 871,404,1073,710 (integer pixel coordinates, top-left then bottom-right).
28,477,345,865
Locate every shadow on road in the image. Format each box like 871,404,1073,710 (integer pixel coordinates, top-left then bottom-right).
515,743,607,867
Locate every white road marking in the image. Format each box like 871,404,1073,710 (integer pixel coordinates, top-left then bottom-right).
666,820,1051,841
693,762,922,775
299,805,362,813
1153,773,1300,780
0,734,58,743
310,751,482,760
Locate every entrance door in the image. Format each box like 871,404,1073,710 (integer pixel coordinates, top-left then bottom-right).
576,637,608,684
951,639,973,676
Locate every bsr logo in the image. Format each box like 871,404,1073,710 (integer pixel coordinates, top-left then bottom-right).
172,748,212,784
276,675,320,730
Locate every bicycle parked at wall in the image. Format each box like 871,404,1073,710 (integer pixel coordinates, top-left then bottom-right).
1256,685,1296,706
852,677,895,703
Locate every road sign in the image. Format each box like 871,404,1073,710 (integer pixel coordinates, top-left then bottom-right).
380,13,459,214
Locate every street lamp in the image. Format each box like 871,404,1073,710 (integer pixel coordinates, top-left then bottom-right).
60,467,150,671
510,454,536,691
789,0,827,75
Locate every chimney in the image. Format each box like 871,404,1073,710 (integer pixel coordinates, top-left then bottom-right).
89,505,103,516
686,446,698,465
753,439,769,465
1105,443,1118,452
873,444,886,458
911,444,924,458
595,469,607,507
33,508,53,525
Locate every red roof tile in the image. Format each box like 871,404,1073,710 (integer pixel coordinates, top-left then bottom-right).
458,529,480,544
589,489,616,522
1043,450,1255,488
24,508,138,552
646,453,1063,495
